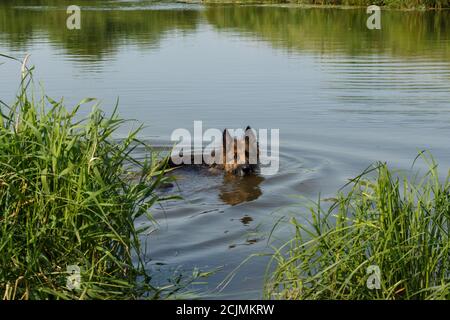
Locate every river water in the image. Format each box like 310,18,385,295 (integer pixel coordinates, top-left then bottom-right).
1,0,449,298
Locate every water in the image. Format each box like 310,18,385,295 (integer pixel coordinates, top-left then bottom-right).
1,1,450,299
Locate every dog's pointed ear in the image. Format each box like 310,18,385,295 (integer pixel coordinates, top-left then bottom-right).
245,126,259,164
245,126,257,142
223,129,233,148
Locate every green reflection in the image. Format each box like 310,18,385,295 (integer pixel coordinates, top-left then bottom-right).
205,6,450,60
0,1,449,61
0,1,200,60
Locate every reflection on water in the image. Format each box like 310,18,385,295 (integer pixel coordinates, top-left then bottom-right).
239,215,253,225
1,3,449,61
1,1,450,299
0,1,200,62
206,6,450,60
219,174,264,206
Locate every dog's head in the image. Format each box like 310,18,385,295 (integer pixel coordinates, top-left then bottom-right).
220,126,260,176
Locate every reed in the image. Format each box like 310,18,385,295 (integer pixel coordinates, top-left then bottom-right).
265,155,450,299
0,55,177,299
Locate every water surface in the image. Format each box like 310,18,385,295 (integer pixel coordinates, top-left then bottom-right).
1,1,450,298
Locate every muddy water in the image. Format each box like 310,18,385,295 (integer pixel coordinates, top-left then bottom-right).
1,1,450,298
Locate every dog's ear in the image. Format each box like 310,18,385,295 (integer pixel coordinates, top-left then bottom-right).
245,126,259,164
245,126,257,145
223,129,228,142
223,129,233,148
223,129,234,163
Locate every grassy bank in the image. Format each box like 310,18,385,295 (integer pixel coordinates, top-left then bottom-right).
265,156,450,299
199,0,450,9
0,56,176,299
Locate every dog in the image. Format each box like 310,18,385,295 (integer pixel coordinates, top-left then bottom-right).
168,126,260,176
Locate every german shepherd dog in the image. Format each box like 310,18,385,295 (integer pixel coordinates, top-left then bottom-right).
168,126,260,176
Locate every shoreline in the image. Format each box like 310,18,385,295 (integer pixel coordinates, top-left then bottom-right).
176,0,450,11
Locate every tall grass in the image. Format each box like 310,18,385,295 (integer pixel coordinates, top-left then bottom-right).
0,55,176,299
265,156,450,299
